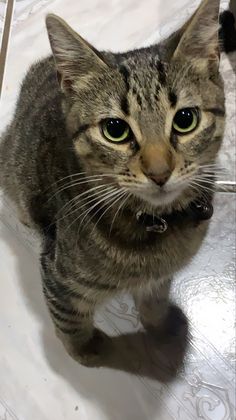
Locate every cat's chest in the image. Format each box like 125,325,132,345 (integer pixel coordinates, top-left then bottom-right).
123,222,207,278
79,219,209,286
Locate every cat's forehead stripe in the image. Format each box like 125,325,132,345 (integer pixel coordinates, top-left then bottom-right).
168,91,178,107
155,60,167,85
121,96,130,115
119,57,169,111
119,65,130,92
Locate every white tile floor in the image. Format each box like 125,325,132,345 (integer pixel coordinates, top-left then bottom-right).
0,1,235,419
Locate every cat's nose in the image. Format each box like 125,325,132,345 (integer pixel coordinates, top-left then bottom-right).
141,143,175,187
148,170,172,187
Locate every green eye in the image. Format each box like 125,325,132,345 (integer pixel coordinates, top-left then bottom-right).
172,108,199,135
102,119,131,143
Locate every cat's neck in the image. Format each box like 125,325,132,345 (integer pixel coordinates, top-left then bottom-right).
80,187,212,245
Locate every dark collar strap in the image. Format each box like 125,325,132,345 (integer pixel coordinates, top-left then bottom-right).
136,196,214,233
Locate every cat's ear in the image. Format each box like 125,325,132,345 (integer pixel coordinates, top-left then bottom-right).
46,14,108,93
161,0,221,70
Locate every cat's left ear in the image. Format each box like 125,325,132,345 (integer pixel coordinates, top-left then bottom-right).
46,14,108,93
173,0,221,71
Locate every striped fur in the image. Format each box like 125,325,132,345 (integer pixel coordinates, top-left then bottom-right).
0,0,226,365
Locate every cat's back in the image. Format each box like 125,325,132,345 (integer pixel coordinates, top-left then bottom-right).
0,56,65,216
13,56,61,130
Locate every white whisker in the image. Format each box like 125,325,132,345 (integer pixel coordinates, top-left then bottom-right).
109,192,131,236
198,164,227,175
72,188,121,234
47,172,116,190
91,189,127,235
75,189,125,249
62,186,117,231
80,190,125,235
46,172,117,201
189,183,209,201
190,180,215,194
193,177,216,186
58,182,116,216
56,184,116,223
47,177,105,202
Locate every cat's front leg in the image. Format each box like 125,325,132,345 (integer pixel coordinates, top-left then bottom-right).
41,254,110,366
134,279,186,336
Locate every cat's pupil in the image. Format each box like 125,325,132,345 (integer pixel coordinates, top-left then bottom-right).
174,109,193,129
106,119,128,138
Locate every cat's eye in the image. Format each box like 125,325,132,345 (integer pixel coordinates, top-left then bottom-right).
102,119,131,143
172,108,199,135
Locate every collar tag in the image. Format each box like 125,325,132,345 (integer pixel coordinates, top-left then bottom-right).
136,211,168,234
146,218,168,233
136,195,213,234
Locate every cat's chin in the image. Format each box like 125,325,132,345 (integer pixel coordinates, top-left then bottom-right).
135,188,183,210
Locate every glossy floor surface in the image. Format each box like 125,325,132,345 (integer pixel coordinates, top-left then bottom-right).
0,1,235,419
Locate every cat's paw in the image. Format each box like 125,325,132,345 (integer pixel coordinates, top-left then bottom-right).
142,305,188,338
79,329,112,366
61,329,112,367
164,305,188,336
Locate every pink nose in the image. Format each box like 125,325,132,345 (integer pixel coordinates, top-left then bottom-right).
141,143,175,188
148,170,171,187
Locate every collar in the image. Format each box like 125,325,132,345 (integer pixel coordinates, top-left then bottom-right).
136,195,214,234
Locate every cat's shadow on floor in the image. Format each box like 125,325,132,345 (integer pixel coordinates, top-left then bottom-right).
1,220,189,418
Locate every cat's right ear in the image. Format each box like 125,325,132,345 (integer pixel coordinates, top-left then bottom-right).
46,14,108,94
159,0,221,71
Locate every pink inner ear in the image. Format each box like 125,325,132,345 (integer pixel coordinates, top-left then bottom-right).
209,44,220,61
209,53,219,60
57,70,73,92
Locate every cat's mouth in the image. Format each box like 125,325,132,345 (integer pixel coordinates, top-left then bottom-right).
118,173,198,210
131,184,185,208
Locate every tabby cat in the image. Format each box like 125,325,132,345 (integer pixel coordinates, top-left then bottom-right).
0,0,226,365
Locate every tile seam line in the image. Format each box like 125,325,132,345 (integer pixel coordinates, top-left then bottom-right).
0,0,15,99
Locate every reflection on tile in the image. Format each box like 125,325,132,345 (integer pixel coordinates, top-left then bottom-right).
0,2,6,33
219,52,236,184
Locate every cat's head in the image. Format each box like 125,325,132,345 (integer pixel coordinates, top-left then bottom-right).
46,0,225,211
